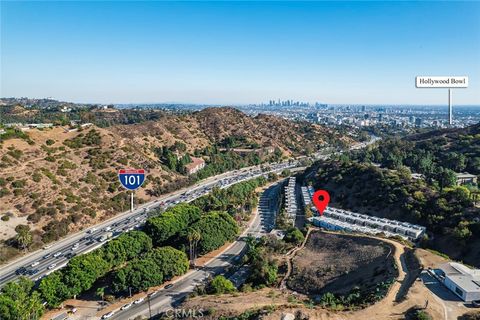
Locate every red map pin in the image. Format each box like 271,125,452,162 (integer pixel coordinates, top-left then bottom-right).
312,189,330,216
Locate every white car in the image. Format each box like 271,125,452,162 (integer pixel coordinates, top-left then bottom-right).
120,303,132,310
148,290,158,297
48,263,56,270
88,228,97,234
134,297,144,304
53,252,62,258
31,261,40,267
101,311,115,319
72,244,79,250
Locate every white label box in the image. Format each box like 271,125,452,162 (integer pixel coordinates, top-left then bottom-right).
416,76,468,88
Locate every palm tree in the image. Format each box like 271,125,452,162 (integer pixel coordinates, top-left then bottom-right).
187,228,201,267
96,287,105,301
15,225,32,251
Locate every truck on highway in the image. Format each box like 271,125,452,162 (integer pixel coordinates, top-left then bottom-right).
98,232,113,242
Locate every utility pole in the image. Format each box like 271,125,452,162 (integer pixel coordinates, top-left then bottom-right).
131,192,134,212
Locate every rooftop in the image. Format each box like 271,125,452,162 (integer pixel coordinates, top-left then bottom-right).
439,262,480,293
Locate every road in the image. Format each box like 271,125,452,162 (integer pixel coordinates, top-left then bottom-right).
0,161,296,288
109,179,285,320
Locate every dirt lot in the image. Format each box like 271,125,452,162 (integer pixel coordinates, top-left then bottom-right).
182,232,476,320
287,231,397,296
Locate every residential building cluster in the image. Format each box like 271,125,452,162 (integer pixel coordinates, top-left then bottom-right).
309,207,426,241
284,177,298,224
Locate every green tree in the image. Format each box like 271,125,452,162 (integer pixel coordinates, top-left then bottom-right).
413,310,433,320
208,275,236,294
145,246,189,281
436,167,457,190
112,259,163,294
102,231,153,266
14,225,33,250
454,221,472,240
187,228,201,266
62,252,110,296
144,203,201,245
96,287,105,301
38,271,70,308
0,277,45,320
189,211,239,255
284,227,305,245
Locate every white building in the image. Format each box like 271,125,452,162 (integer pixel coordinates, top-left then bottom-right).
309,207,426,241
284,177,297,223
438,262,480,302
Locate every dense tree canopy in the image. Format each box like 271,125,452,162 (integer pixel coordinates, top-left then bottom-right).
112,258,164,293
144,203,201,245
188,211,239,255
101,231,153,266
0,277,44,320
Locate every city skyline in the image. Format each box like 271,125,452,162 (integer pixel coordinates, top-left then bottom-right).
1,1,480,105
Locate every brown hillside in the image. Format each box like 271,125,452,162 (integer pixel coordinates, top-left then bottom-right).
0,107,353,263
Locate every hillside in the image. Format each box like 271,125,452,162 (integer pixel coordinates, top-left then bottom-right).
309,160,480,267
355,122,480,175
0,107,353,263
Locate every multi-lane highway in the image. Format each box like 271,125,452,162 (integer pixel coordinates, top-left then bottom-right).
0,136,379,320
108,179,285,320
0,161,297,288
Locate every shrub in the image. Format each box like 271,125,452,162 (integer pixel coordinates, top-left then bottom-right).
208,275,236,294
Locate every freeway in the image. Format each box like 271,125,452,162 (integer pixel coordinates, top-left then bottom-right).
108,179,285,320
0,161,296,288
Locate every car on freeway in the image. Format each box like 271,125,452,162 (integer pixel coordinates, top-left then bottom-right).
53,252,62,258
48,263,57,270
164,284,174,289
31,261,40,267
101,311,115,319
88,228,97,234
65,252,76,259
27,269,39,276
120,302,133,310
15,267,27,275
134,297,144,304
43,253,52,259
33,275,44,282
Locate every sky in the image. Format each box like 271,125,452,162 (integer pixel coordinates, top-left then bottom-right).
1,1,480,105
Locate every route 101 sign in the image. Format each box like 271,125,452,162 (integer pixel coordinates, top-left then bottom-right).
118,169,145,190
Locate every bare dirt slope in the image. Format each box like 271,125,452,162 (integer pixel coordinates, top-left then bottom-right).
287,231,397,296
182,236,472,320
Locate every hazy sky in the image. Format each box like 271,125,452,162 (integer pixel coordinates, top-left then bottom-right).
1,1,479,105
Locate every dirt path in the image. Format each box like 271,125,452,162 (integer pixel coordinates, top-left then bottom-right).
183,231,451,320
1,156,45,174
280,227,312,289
